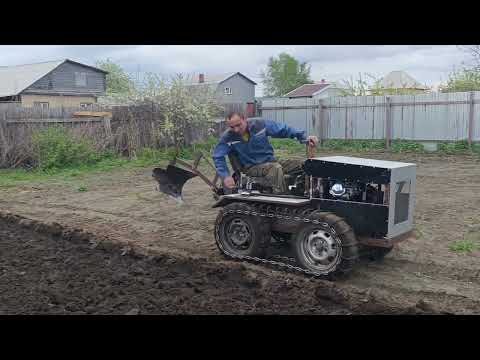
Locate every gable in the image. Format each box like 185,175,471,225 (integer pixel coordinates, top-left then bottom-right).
220,72,257,85
25,61,106,94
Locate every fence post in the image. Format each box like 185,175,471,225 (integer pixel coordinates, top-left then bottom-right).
318,100,324,146
385,96,392,149
103,115,112,138
0,112,7,165
468,91,475,146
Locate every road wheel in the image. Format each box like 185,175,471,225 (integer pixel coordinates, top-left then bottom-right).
293,210,359,278
214,202,270,259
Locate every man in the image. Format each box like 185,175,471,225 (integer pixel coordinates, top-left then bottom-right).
213,112,318,194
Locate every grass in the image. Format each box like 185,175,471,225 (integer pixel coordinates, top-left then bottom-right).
0,136,219,190
449,231,480,253
449,239,479,253
1,133,480,191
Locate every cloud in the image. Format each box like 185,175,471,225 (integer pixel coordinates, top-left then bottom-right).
0,45,467,96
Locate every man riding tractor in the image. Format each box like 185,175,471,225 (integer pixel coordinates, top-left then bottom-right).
213,112,318,194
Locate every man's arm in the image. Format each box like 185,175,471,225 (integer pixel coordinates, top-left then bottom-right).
212,141,232,179
264,119,306,142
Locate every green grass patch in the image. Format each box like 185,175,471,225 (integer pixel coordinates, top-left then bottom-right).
77,185,88,192
438,141,473,154
0,136,220,189
449,231,480,253
2,133,480,191
449,239,479,253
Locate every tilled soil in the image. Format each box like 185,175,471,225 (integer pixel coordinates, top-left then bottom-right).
0,214,434,315
1,151,480,314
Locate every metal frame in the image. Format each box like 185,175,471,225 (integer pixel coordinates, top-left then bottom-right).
386,165,416,239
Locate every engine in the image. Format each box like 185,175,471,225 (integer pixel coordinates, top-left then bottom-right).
320,180,383,204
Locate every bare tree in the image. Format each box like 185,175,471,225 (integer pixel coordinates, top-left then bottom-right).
458,45,480,69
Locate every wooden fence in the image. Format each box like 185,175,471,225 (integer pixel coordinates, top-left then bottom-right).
0,104,215,168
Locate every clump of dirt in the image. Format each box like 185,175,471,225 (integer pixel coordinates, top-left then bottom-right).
0,212,438,315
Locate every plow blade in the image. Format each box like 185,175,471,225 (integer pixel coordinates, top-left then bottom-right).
152,164,198,202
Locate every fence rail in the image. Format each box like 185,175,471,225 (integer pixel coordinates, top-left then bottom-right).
259,91,480,145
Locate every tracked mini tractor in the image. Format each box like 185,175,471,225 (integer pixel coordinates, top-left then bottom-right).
153,141,416,278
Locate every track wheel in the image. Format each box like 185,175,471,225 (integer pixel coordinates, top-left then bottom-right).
214,202,270,259
293,211,359,278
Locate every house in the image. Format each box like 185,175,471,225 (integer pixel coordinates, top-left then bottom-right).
186,72,257,116
374,71,429,93
283,79,345,99
0,59,107,109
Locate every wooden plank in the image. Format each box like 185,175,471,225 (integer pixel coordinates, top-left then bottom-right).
73,111,112,117
6,117,104,124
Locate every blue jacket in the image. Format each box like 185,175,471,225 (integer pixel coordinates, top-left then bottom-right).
212,118,306,179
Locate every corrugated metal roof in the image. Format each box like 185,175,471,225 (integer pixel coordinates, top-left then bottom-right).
0,60,64,97
377,71,428,90
284,83,331,97
0,59,108,98
185,72,257,86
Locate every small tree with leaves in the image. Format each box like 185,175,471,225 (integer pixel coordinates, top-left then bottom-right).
261,53,313,96
130,73,223,154
95,59,135,96
439,67,480,93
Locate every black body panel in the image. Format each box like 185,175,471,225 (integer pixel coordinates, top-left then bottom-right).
312,199,389,237
303,159,391,184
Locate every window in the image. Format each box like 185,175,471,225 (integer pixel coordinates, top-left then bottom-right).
33,102,49,110
224,87,232,95
75,72,87,87
394,180,411,224
80,103,93,109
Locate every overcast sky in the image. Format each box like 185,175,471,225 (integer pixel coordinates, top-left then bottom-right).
0,45,469,96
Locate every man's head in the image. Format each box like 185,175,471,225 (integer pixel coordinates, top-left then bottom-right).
226,111,248,135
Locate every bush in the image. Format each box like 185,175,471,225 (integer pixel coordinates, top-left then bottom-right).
32,127,102,170
321,139,386,151
438,141,471,154
391,140,424,153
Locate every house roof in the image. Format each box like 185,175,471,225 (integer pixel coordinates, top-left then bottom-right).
377,71,428,90
185,72,257,86
0,59,108,98
284,83,332,97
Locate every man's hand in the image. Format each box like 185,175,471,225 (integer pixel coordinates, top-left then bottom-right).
223,176,235,189
307,135,318,146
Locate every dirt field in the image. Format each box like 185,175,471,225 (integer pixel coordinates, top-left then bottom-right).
1,150,480,314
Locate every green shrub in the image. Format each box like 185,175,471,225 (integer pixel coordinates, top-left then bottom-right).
321,139,386,151
32,127,102,170
438,141,471,154
391,140,424,153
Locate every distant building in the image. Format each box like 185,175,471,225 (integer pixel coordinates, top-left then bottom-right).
0,59,107,108
374,71,429,93
186,72,257,116
283,79,345,99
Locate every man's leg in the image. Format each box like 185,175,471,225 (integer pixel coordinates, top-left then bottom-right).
278,159,304,176
245,162,287,194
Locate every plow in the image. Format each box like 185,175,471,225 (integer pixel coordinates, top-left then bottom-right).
153,141,417,279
